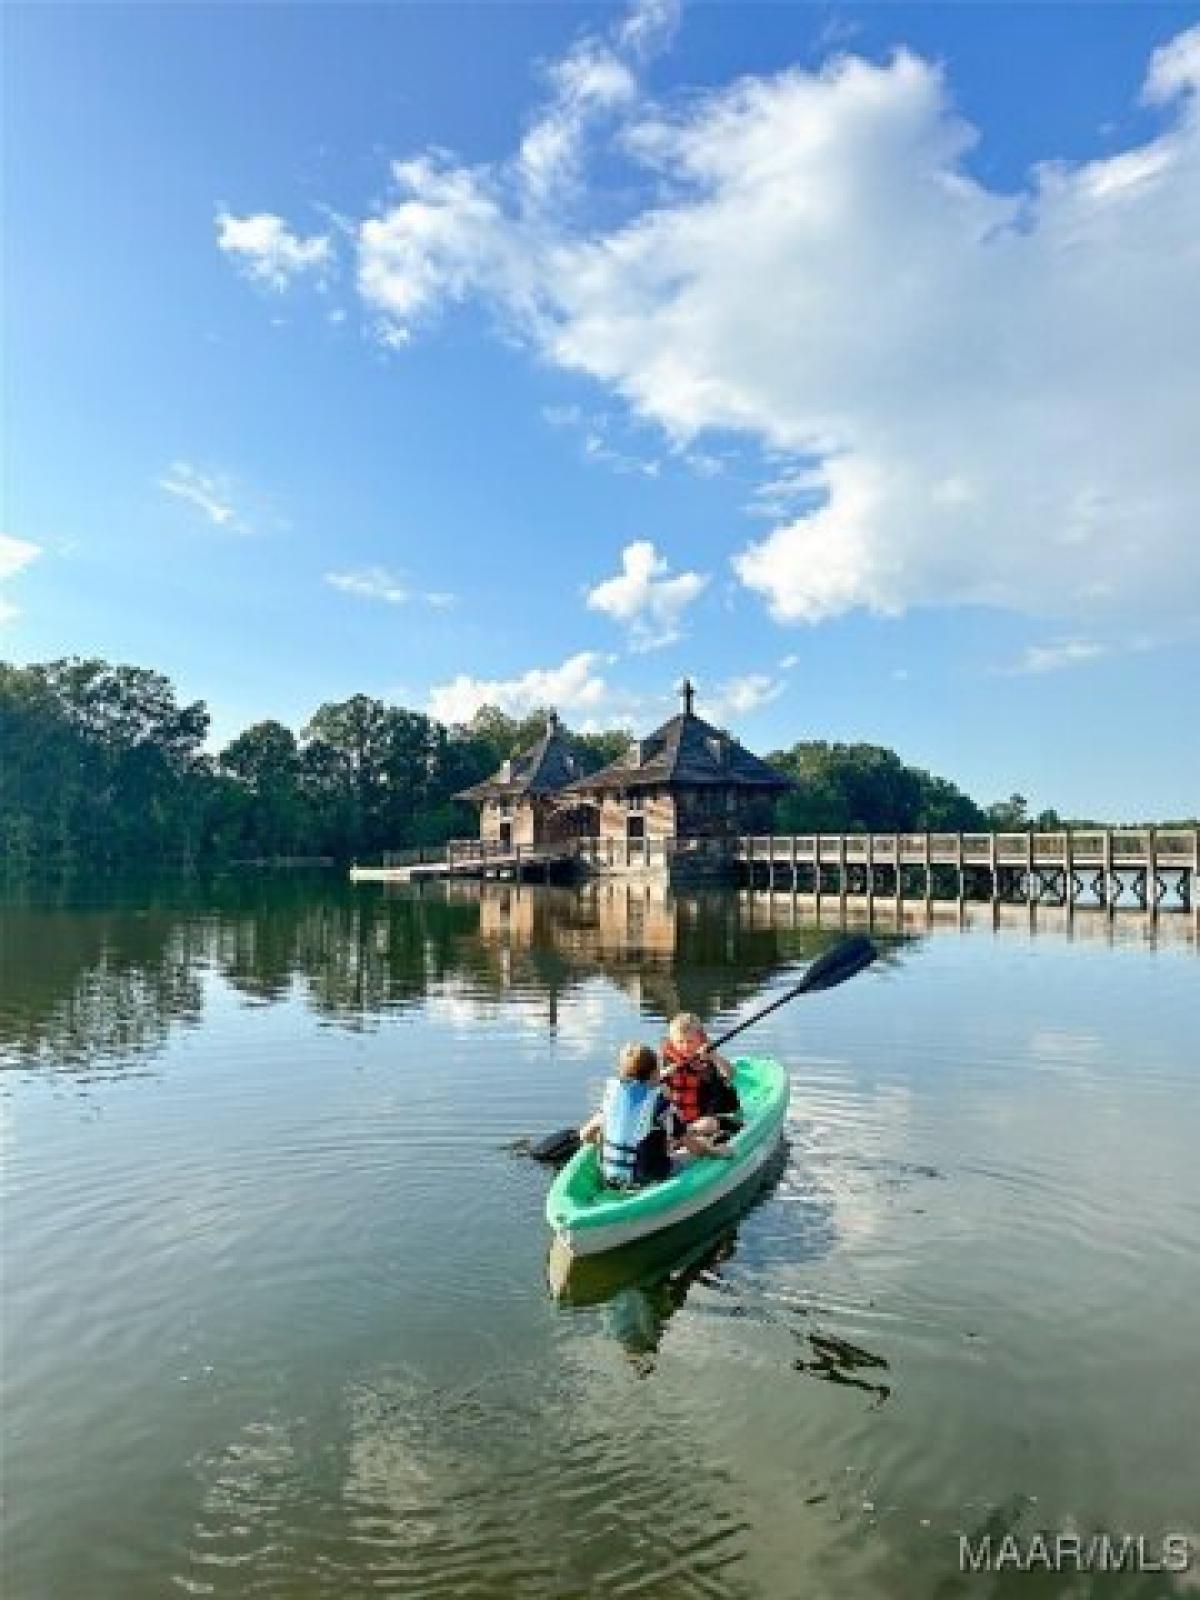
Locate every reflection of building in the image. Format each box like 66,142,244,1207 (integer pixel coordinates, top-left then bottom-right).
566,679,791,848
456,712,596,851
466,879,820,1022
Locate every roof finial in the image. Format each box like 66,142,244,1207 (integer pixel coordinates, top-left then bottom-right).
546,708,560,735
679,677,695,716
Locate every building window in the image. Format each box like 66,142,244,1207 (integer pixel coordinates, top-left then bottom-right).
500,797,513,816
628,790,645,812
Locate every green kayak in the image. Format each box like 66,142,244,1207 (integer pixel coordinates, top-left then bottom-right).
545,1056,789,1257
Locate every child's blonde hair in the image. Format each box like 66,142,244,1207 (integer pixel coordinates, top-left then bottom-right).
668,1012,706,1044
618,1042,659,1082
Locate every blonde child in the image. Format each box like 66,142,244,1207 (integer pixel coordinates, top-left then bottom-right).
661,1012,741,1125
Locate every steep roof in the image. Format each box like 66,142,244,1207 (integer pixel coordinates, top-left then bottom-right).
456,712,584,802
566,682,792,794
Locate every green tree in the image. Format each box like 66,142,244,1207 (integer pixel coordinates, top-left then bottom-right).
769,742,987,833
987,793,1029,830
1,658,209,866
219,721,304,857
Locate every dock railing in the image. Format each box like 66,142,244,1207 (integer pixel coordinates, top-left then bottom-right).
367,829,1197,909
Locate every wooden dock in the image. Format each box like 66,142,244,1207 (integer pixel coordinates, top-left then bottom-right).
350,840,580,884
735,828,1197,914
352,828,1198,914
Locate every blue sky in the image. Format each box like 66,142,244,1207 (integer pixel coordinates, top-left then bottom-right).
4,1,1198,819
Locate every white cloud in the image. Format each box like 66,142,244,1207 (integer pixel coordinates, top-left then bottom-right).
705,672,788,721
158,462,248,531
585,540,709,651
0,533,40,583
325,567,458,609
0,534,41,626
353,2,680,348
357,158,510,340
519,42,635,206
542,403,661,476
582,431,660,477
325,566,409,605
1010,639,1107,675
336,15,1200,633
216,212,333,290
428,651,611,725
617,0,679,60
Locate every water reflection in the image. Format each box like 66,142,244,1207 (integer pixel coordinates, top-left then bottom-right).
0,877,869,1073
5,874,1191,1078
545,1144,860,1382
5,873,1198,1600
0,905,207,1069
793,1330,892,1406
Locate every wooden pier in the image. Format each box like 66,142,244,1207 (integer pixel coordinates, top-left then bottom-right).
350,839,581,884
735,828,1197,914
352,828,1198,914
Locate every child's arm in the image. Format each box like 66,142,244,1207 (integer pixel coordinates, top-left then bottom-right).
578,1111,603,1145
708,1049,734,1080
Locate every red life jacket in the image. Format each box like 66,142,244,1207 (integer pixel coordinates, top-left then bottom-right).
662,1039,711,1125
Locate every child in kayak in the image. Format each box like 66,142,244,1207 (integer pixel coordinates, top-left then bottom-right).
662,1013,742,1125
579,1043,733,1189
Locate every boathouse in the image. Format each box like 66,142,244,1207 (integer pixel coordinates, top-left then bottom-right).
564,679,791,847
456,711,596,851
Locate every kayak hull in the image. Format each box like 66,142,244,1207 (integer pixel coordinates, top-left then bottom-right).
545,1056,789,1258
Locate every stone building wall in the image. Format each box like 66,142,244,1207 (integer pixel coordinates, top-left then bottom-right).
596,789,677,840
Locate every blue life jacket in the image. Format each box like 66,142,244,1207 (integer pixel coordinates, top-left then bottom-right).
601,1079,665,1187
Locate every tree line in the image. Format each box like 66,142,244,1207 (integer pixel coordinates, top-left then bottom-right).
1,657,1187,871
0,659,626,869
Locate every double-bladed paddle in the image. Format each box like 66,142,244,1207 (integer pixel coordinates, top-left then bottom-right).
528,935,879,1165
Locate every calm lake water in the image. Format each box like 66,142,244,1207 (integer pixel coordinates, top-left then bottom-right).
2,875,1197,1599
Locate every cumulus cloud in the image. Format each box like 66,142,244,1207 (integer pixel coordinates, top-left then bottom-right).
585,540,708,650
556,39,1200,629
245,7,1200,633
428,651,611,724
354,0,675,346
217,212,333,290
0,533,41,624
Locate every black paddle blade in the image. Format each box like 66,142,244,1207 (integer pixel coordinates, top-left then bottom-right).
530,1127,582,1165
797,935,878,993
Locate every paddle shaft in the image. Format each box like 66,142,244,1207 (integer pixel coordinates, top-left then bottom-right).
705,984,814,1053
690,937,878,1058
531,937,877,1163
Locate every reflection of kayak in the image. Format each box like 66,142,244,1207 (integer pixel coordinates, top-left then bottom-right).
545,1056,789,1258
